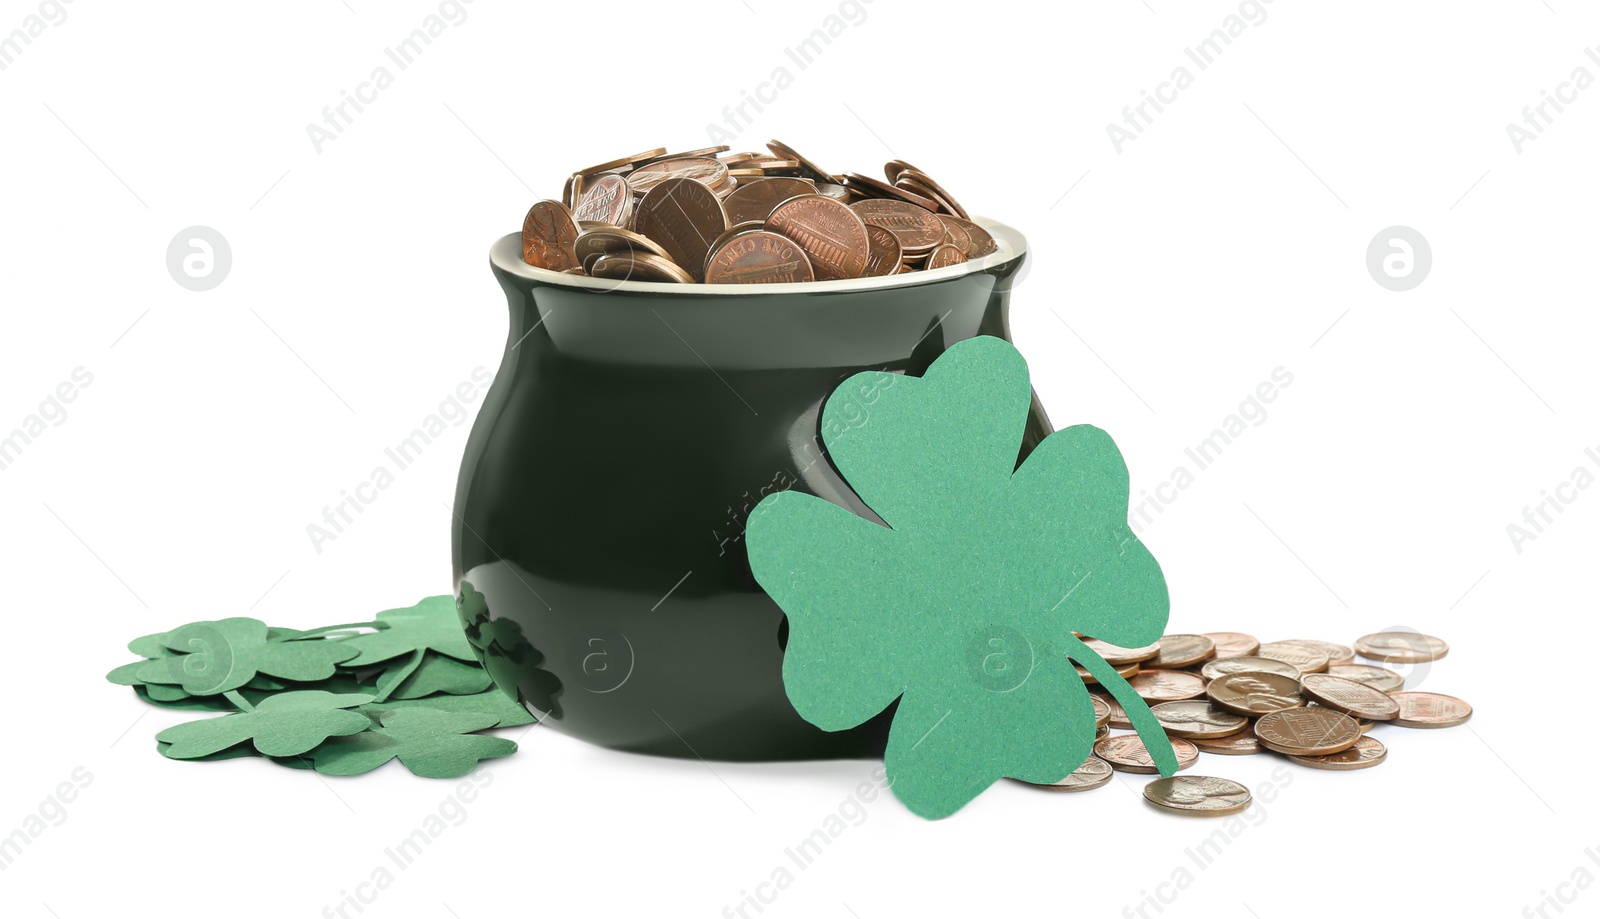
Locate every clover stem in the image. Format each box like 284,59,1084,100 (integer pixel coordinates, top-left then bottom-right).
1061,634,1179,776
284,621,383,640
223,690,255,712
372,648,426,704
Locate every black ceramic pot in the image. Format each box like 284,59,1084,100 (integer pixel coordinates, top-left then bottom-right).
452,220,1042,761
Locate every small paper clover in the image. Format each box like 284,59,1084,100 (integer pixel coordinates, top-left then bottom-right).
747,335,1177,819
134,617,359,695
156,690,375,759
311,709,517,778
338,596,478,666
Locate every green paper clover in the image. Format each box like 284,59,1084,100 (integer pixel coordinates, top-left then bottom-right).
132,617,359,695
156,690,375,759
338,596,478,666
311,709,517,778
376,651,493,701
361,689,536,728
747,335,1177,819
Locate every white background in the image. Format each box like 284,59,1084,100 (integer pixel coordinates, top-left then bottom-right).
2,1,1595,916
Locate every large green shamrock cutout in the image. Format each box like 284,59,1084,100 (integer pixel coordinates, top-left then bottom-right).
156,690,375,759
311,709,517,778
746,335,1176,819
134,618,359,695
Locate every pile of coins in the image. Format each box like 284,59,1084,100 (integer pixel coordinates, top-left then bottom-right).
518,140,998,284
1023,630,1469,817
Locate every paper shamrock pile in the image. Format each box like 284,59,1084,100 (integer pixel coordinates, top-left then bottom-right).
108,596,533,777
748,335,1176,819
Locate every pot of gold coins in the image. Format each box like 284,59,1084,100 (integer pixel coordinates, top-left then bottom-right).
452,140,1037,760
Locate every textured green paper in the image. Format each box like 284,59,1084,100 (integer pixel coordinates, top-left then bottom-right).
338,596,478,666
379,651,493,700
362,690,536,728
135,617,358,694
311,709,517,778
155,690,375,759
746,335,1176,819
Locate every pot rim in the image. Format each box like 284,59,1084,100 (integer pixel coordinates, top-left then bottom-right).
490,215,1027,295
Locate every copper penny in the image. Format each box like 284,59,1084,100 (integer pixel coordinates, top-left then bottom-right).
1091,694,1111,730
850,198,945,253
1257,641,1330,674
1355,631,1449,664
1191,729,1262,756
704,231,815,284
1206,671,1304,716
842,172,939,211
573,174,634,227
764,195,869,281
575,225,672,264
1326,663,1404,693
1081,638,1162,666
635,177,728,282
1270,639,1355,667
1143,776,1252,816
1145,634,1218,670
1128,670,1206,702
628,157,730,196
1073,659,1141,685
636,145,730,168
1298,673,1400,721
1089,692,1132,730
861,224,902,277
1200,656,1301,682
944,216,997,257
1286,734,1387,770
1203,632,1261,660
588,251,693,284
1389,692,1472,728
575,147,668,177
891,164,969,218
1254,707,1361,756
766,139,835,182
1094,734,1198,774
520,200,581,272
1013,755,1114,793
925,243,966,270
722,177,817,226
1150,701,1248,738
936,214,971,254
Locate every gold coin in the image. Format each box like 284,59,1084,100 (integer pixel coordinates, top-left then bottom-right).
1206,671,1303,716
1298,673,1400,721
1203,632,1260,659
574,226,672,264
1286,734,1387,771
520,200,581,272
1093,734,1198,774
1355,631,1449,664
1254,707,1360,756
1389,692,1472,728
1142,776,1252,817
